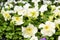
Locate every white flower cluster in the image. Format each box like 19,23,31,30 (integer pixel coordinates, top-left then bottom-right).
1,0,60,40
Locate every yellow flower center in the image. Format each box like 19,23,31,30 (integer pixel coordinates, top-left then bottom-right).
31,11,36,16
4,13,10,18
44,25,49,30
15,17,20,21
25,27,32,35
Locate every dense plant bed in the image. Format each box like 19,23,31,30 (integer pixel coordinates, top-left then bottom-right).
0,0,60,40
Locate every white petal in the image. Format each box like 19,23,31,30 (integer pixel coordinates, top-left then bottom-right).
22,27,25,32
58,36,60,40
39,23,45,28
39,4,47,12
23,3,31,9
30,36,38,40
45,21,55,28
54,19,60,24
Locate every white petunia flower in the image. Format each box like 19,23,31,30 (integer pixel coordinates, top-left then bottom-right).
23,3,31,9
4,2,13,9
39,21,55,36
43,0,52,4
32,0,40,3
53,9,60,16
39,4,48,12
54,19,60,24
30,36,38,40
24,8,39,18
53,6,60,16
22,24,38,38
14,6,23,12
1,10,11,21
14,6,25,16
11,16,24,25
7,0,15,2
58,36,60,40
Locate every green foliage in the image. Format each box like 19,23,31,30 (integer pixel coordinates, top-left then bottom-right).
0,0,60,40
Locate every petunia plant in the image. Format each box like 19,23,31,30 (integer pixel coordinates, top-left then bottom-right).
0,0,60,40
